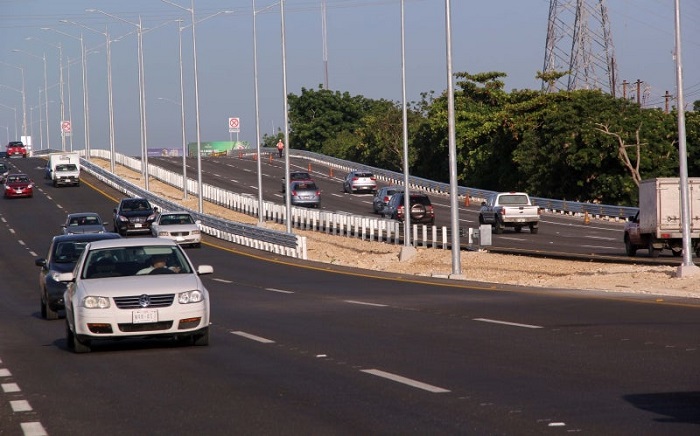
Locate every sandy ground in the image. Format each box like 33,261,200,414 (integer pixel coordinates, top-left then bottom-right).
96,160,700,300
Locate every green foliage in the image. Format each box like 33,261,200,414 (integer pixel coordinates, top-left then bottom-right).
285,75,696,207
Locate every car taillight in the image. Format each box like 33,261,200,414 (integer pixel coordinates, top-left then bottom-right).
383,196,390,202
316,190,321,196
370,177,376,181
352,177,359,181
291,190,297,196
427,205,434,215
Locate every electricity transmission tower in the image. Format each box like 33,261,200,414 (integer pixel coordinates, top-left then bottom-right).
542,0,618,97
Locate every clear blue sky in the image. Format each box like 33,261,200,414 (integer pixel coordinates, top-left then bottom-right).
0,0,698,156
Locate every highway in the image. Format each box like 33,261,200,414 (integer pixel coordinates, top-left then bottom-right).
0,157,698,435
148,154,682,263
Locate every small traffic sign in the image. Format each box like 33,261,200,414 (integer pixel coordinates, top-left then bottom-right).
228,117,240,133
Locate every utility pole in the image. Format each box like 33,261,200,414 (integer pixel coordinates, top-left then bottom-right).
664,90,672,113
622,80,628,100
635,79,643,106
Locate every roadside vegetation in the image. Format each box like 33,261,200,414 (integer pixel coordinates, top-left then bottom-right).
262,71,700,206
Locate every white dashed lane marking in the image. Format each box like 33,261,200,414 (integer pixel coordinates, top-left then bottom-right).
10,400,32,412
2,382,20,393
473,318,543,329
231,331,275,344
361,369,450,393
21,422,48,436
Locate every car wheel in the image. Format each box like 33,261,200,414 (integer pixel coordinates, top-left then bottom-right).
193,327,209,346
66,318,91,353
44,295,58,320
478,214,485,225
494,216,505,234
40,296,47,319
624,236,637,257
672,248,682,257
648,239,661,258
529,224,538,234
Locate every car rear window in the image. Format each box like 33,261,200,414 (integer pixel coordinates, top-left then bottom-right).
499,194,529,205
355,172,374,178
294,182,317,190
409,195,432,206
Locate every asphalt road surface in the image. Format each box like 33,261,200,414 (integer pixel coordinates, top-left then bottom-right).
147,154,683,264
0,157,697,435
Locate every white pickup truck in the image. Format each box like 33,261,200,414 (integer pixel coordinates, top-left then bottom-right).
478,192,540,234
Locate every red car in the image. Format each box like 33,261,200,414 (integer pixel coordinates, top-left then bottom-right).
6,141,27,158
4,173,34,198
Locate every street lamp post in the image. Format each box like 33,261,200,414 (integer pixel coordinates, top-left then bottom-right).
63,21,118,172
0,62,28,144
0,125,9,144
159,96,188,200
87,10,150,191
160,0,205,213
0,103,18,139
13,49,49,150
45,26,90,157
27,37,66,151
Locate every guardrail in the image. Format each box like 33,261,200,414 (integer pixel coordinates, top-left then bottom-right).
37,148,636,258
34,150,307,260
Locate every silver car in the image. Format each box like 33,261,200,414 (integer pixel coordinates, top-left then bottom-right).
61,238,213,353
62,212,109,234
290,180,321,208
343,171,377,194
151,211,202,248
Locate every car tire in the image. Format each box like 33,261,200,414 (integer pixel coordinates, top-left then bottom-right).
478,214,485,225
624,236,637,257
529,224,538,234
193,327,209,346
648,239,661,258
66,318,91,353
43,295,58,320
494,216,505,234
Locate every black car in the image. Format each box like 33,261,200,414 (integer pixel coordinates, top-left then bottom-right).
113,197,159,236
34,232,121,319
382,192,435,225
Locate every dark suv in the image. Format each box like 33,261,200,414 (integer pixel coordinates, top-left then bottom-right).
382,192,435,225
113,198,159,236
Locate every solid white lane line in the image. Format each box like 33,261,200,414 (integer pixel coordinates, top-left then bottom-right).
2,382,20,393
20,422,48,436
10,400,32,412
361,369,450,393
212,278,232,284
0,368,11,377
18,240,25,246
231,331,275,344
473,318,543,329
344,300,387,307
265,288,294,294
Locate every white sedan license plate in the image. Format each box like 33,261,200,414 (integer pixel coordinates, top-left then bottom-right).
515,218,525,222
133,309,158,323
134,223,142,228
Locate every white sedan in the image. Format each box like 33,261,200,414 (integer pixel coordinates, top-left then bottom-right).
60,238,213,353
151,211,202,248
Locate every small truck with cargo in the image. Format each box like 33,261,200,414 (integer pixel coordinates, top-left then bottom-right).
478,191,540,234
46,152,81,187
623,177,700,257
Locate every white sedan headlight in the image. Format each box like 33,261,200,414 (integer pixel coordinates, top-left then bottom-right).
179,290,204,304
83,296,111,309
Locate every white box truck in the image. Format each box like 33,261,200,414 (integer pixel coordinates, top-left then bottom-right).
46,152,80,187
623,177,700,257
